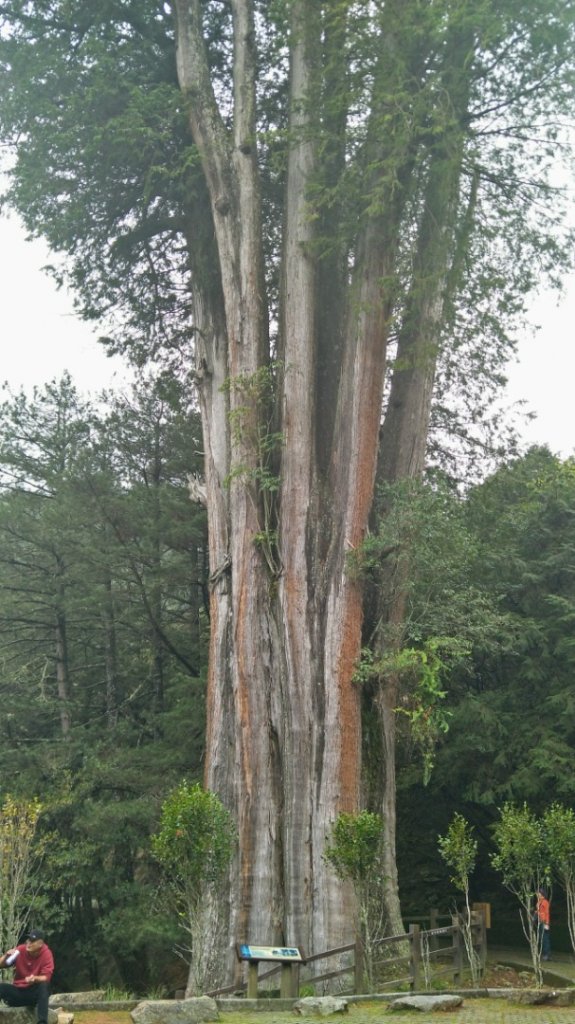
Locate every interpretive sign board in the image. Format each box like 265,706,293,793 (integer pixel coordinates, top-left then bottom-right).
236,944,304,999
237,944,303,962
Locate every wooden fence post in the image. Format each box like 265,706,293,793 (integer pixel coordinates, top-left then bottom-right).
280,962,299,998
429,908,439,952
472,909,487,974
247,961,259,999
409,924,421,992
354,936,366,995
452,915,463,985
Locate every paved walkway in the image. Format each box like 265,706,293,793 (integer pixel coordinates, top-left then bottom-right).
220,997,575,1024
489,945,575,985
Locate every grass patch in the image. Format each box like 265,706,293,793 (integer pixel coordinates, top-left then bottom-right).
75,995,575,1024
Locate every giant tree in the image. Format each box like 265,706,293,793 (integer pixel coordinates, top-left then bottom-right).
1,0,575,980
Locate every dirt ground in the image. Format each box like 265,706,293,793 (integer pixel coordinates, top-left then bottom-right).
75,1015,132,1024
462,963,535,989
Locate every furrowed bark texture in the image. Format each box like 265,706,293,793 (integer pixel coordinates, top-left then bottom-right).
173,0,429,975
372,18,475,939
175,0,283,972
277,0,329,949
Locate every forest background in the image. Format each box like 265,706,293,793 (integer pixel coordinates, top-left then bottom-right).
1,0,575,997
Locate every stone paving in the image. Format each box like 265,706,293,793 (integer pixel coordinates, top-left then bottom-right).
489,946,575,986
219,998,575,1024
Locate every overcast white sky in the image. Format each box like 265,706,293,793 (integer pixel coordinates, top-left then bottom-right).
0,213,128,395
1,209,574,459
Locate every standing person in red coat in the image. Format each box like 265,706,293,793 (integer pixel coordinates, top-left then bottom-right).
0,930,54,1024
537,888,552,961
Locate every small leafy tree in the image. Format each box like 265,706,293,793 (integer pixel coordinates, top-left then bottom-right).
0,795,43,953
151,782,235,995
325,811,386,992
438,813,481,985
543,803,575,957
491,803,549,987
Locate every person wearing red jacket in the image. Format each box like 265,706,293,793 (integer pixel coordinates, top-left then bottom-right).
0,930,54,1024
537,888,552,961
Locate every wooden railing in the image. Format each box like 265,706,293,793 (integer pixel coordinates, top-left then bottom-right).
207,909,487,998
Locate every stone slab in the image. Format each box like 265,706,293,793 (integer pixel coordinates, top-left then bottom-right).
131,998,219,1024
389,994,464,1012
293,997,348,1016
50,993,105,1005
510,988,575,1006
0,1007,58,1024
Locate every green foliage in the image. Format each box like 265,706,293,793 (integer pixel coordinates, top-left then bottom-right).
543,803,575,956
151,782,235,994
0,795,44,951
431,450,575,808
356,634,460,785
366,478,505,650
437,813,481,983
325,811,384,886
491,803,548,895
491,802,549,985
151,781,234,908
325,811,387,991
544,803,575,884
103,985,135,1001
0,372,209,991
0,0,573,463
397,451,575,931
438,813,477,894
393,640,457,786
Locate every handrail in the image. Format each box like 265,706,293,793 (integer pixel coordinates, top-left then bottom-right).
209,909,487,998
304,943,355,963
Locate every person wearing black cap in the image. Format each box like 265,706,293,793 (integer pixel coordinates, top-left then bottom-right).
0,930,54,1024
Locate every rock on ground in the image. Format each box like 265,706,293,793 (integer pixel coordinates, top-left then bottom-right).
293,997,349,1016
389,994,464,1012
131,998,219,1024
510,988,575,1006
0,1009,58,1024
50,994,106,1005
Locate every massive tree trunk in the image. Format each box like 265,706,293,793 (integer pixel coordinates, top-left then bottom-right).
175,0,285,969
371,19,475,938
172,0,440,976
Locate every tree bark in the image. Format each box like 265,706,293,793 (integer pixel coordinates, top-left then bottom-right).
176,0,286,972
372,18,475,937
173,0,432,976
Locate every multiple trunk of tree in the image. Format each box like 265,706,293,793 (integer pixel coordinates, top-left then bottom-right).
173,0,473,971
372,19,475,936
